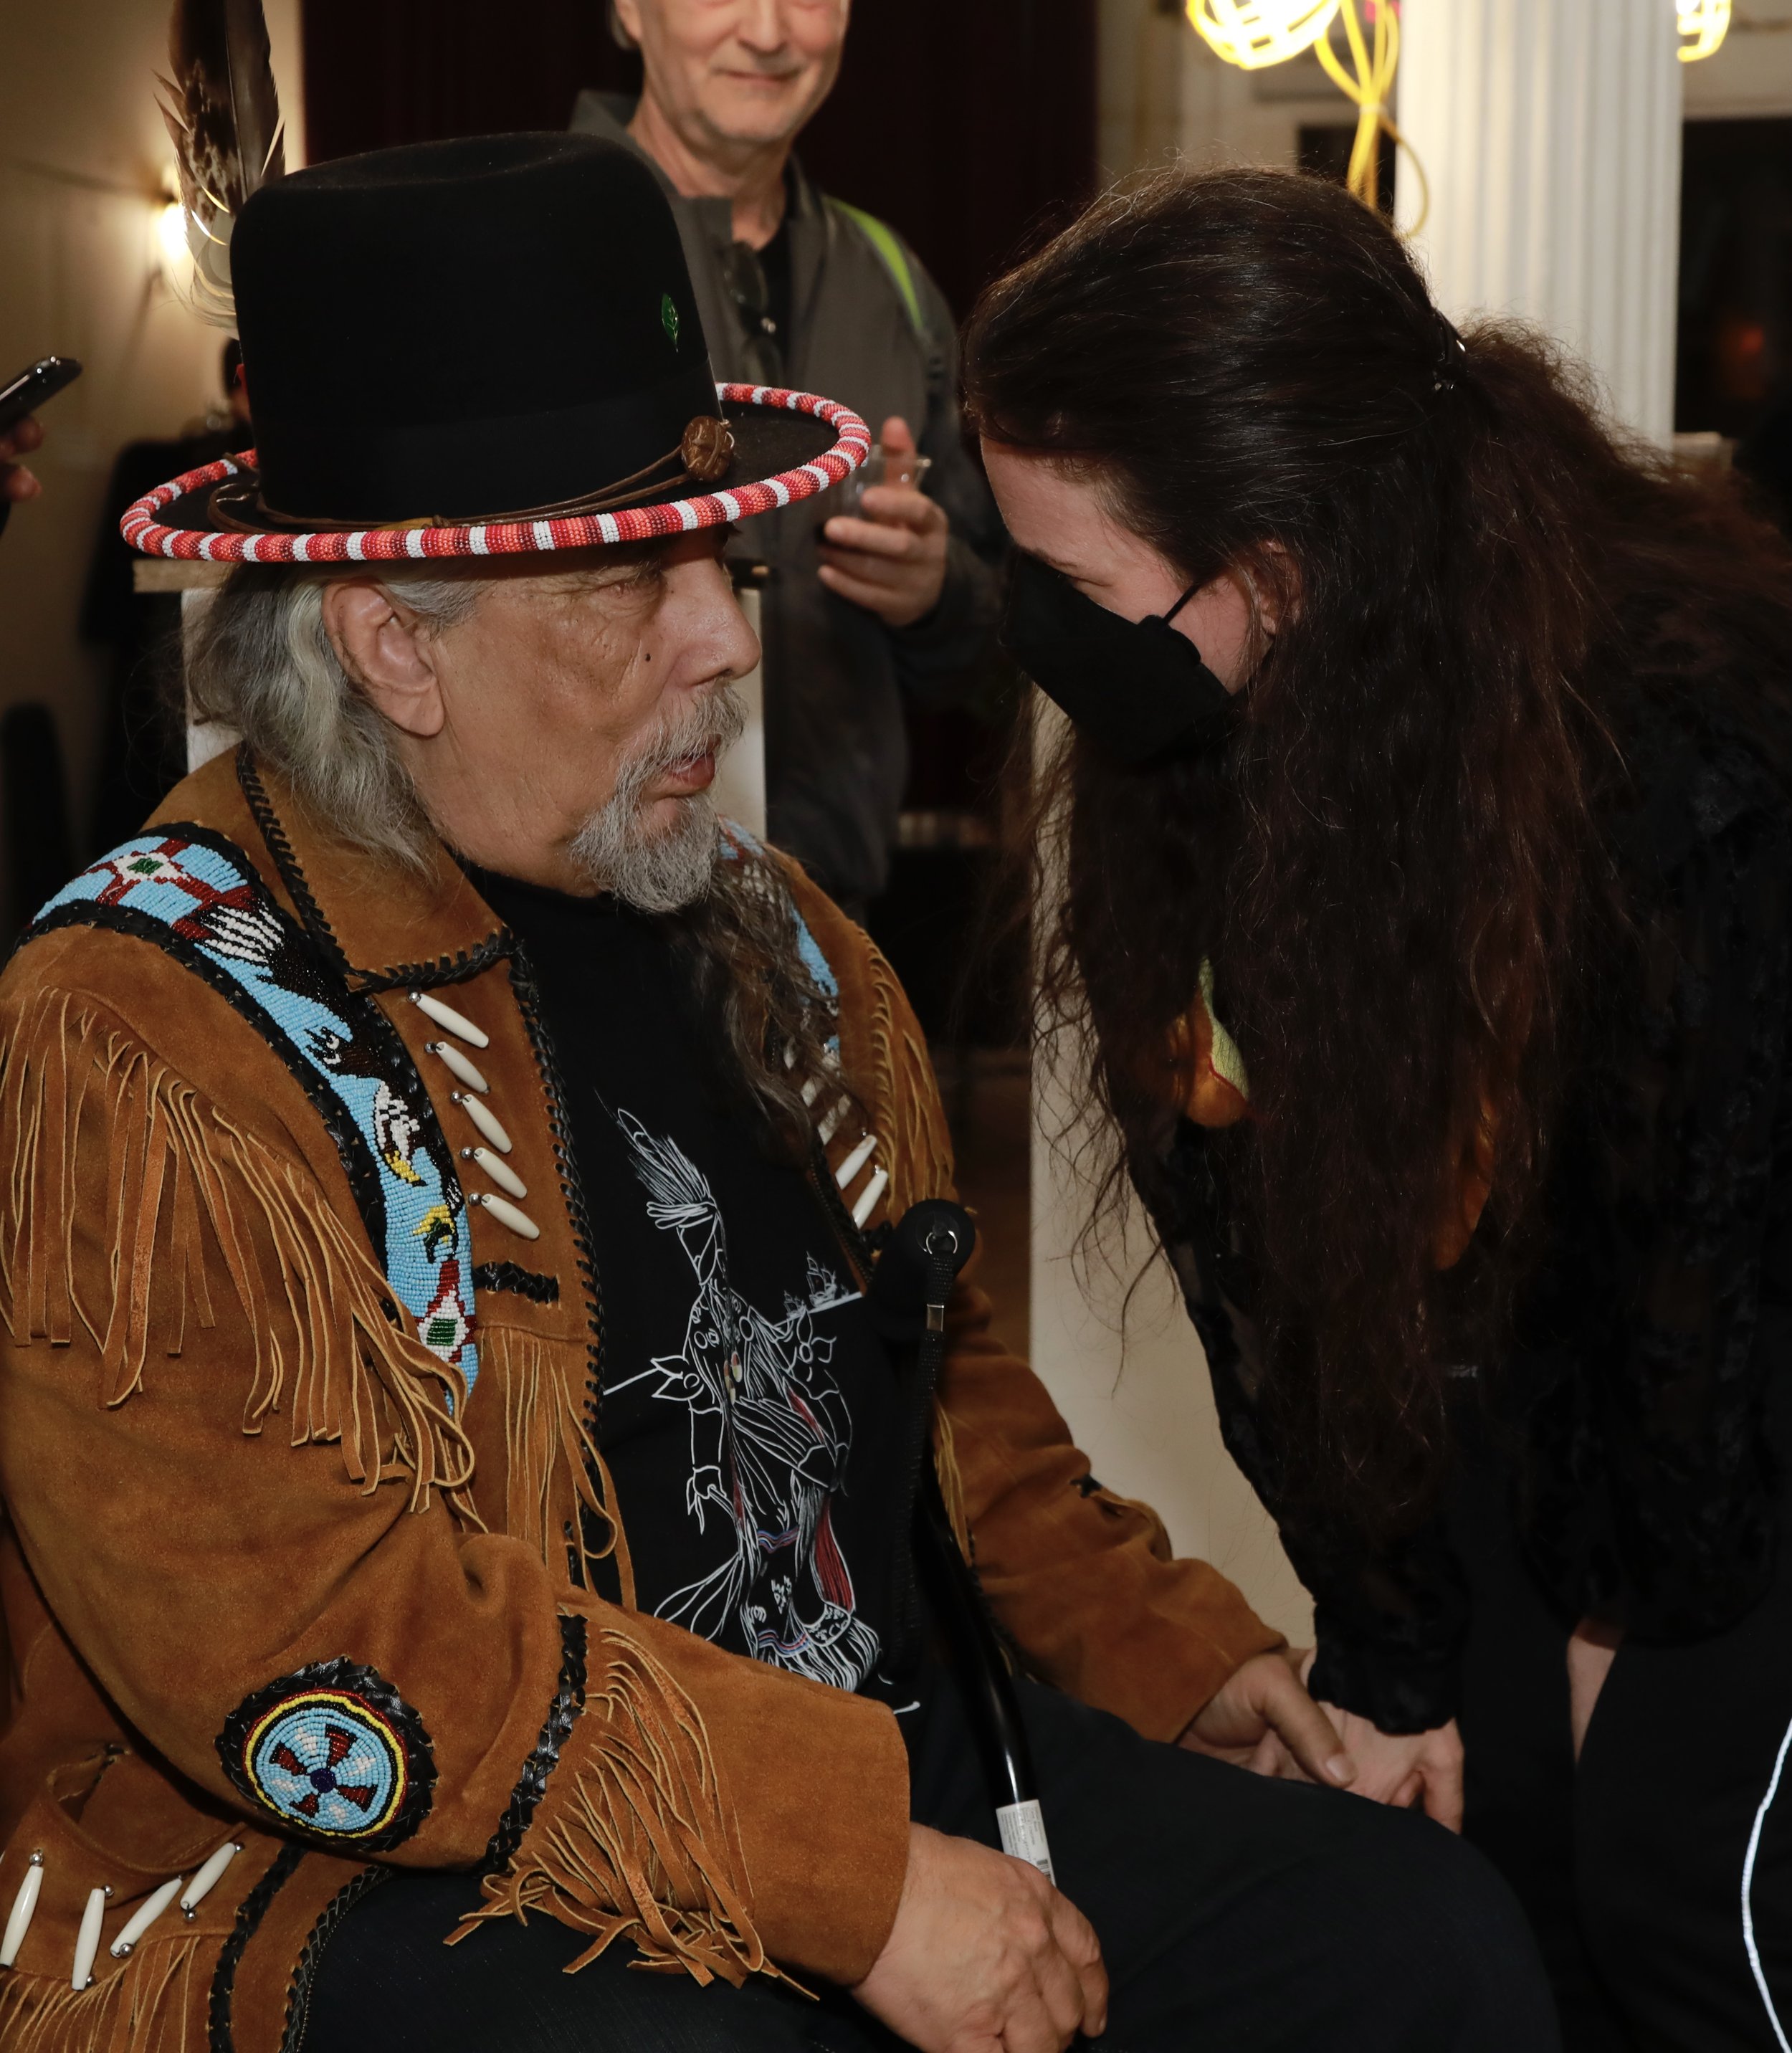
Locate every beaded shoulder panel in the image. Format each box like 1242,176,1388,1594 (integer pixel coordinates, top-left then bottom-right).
24,827,480,1397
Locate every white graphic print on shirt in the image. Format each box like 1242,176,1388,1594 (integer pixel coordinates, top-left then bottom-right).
610,1108,880,1692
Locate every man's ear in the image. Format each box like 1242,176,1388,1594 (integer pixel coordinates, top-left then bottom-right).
321,580,447,739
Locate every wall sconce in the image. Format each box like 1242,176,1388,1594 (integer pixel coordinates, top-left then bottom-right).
1677,0,1731,62
156,196,191,280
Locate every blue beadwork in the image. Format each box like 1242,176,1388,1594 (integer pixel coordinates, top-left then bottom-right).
247,1691,403,1836
219,1657,436,1848
793,913,839,1021
31,833,479,1398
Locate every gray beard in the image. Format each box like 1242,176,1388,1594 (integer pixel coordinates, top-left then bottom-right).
567,682,746,913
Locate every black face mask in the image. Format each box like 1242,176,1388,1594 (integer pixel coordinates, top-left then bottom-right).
999,550,1237,767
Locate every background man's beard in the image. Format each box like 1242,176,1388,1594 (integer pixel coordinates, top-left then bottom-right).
568,682,746,913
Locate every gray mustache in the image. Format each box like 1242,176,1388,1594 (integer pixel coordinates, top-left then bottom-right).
626,681,747,786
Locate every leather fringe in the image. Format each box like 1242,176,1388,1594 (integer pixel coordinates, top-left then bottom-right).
489,1327,634,1606
0,1932,206,2053
0,990,477,1518
861,941,956,1223
454,1625,786,1991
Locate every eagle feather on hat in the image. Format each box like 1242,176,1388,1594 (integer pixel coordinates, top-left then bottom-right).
158,0,285,331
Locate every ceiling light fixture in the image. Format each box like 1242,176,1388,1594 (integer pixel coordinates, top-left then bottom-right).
1187,0,1424,225
1185,0,1341,69
1677,0,1732,62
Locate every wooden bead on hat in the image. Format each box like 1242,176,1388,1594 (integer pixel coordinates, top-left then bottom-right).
681,415,736,482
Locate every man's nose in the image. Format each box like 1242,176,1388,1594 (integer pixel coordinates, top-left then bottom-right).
718,586,763,682
698,562,762,683
735,0,788,54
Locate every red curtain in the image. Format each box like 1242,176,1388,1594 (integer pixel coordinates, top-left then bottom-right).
300,1,1097,316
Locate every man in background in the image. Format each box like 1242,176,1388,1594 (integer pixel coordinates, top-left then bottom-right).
574,0,1003,915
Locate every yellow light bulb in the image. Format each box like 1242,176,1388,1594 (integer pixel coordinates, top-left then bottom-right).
1678,0,1731,62
1186,0,1343,70
157,198,190,270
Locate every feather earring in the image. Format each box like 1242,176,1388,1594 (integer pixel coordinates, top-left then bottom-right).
158,0,285,330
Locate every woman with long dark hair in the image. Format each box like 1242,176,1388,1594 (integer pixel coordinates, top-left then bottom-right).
966,167,1792,2051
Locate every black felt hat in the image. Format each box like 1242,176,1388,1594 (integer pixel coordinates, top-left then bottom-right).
123,133,867,563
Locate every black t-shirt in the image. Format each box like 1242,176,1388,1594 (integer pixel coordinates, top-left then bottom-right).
474,870,901,1697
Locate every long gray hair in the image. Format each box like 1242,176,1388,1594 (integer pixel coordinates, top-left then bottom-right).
186,564,470,870
184,563,850,1160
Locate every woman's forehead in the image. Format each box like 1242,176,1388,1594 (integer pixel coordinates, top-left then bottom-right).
981,442,1136,573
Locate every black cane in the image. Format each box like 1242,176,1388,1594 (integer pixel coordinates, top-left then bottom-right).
873,1200,1055,1881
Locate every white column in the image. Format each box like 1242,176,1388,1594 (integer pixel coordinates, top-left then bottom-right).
1396,0,1684,444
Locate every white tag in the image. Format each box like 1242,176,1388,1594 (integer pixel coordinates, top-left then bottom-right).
996,1799,1055,1882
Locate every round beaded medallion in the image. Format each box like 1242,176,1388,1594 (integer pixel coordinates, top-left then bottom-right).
219,1658,435,1849
245,1689,405,1836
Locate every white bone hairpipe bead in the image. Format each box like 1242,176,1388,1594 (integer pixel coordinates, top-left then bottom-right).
110,1875,184,1959
818,1097,849,1147
0,1849,43,1967
834,1133,877,1191
452,1092,512,1153
851,1166,890,1229
72,1885,110,1990
470,1190,540,1240
409,990,490,1049
180,1842,241,1918
427,1040,487,1093
461,1145,526,1200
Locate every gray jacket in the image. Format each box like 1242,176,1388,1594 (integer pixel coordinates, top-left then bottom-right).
571,93,1004,905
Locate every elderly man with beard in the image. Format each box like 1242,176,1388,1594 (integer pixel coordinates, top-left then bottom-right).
0,137,1554,2053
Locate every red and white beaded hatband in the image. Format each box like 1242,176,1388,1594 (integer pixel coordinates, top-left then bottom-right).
120,384,870,563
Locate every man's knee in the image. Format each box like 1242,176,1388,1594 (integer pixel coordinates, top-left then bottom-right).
1300,1796,1560,2050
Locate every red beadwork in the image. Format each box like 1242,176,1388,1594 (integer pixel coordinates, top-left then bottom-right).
120,385,872,562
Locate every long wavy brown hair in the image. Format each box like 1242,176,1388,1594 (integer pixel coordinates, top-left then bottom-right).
964,167,1792,1530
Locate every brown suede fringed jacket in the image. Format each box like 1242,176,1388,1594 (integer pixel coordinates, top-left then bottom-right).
0,751,1278,2053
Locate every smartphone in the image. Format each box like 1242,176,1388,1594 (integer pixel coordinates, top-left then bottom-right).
0,356,82,440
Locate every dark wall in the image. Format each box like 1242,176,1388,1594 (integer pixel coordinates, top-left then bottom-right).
301,1,1098,318
301,5,641,180
798,3,1097,318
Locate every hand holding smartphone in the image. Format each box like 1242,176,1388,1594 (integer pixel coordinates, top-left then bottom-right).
0,356,82,539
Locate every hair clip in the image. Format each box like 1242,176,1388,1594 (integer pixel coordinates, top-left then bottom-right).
1432,315,1469,394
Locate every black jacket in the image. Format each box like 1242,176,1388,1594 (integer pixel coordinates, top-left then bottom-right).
1150,677,1792,1733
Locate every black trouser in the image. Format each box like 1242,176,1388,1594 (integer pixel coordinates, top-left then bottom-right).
1454,1416,1792,2052
305,1662,1556,2052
